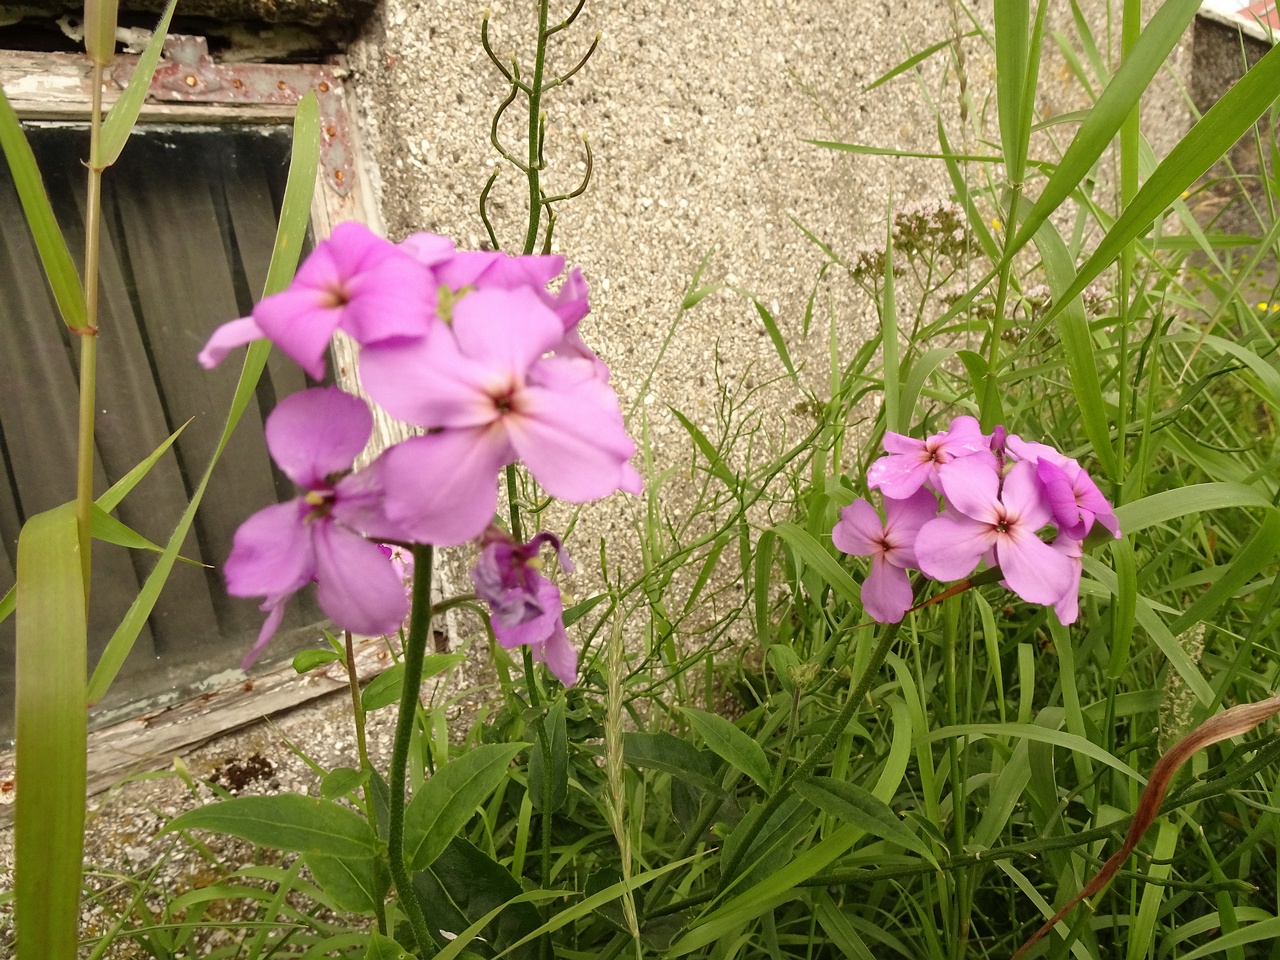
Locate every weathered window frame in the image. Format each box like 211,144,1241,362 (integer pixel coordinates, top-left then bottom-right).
0,36,403,804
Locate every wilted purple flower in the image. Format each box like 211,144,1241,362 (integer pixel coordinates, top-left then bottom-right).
868,415,995,499
200,222,436,379
471,527,578,687
361,287,641,546
832,488,937,623
224,388,410,668
915,458,1074,606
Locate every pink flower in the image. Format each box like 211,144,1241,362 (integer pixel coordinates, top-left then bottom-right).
832,488,938,622
360,287,641,546
915,458,1074,606
224,388,410,668
1005,435,1119,541
1050,535,1083,625
868,415,994,499
200,222,436,380
471,527,578,686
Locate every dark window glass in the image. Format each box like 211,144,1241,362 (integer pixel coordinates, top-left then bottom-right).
0,125,326,738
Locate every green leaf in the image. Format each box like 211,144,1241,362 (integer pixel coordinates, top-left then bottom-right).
994,0,1032,184
804,140,1002,164
1168,509,1280,636
795,777,939,867
293,648,342,673
0,88,87,331
363,931,415,960
1041,36,1280,326
881,207,900,434
84,0,121,66
864,32,980,91
162,795,379,859
562,593,607,628
86,93,319,704
1008,0,1201,257
622,731,723,790
362,663,406,712
670,407,737,489
99,0,177,168
769,521,861,608
404,744,526,870
96,419,189,513
89,503,203,566
681,706,771,789
321,766,369,800
414,838,543,960
753,299,797,382
529,700,568,814
14,504,86,960
306,851,388,917
1114,483,1274,533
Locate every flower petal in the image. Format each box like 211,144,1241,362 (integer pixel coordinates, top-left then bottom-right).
242,595,289,670
378,430,513,546
1001,460,1052,531
507,367,639,502
832,499,883,557
882,486,938,566
451,287,564,375
253,289,343,380
265,387,372,489
312,523,411,637
866,453,934,500
935,455,1001,522
359,328,499,429
994,525,1076,606
199,315,264,369
223,500,315,600
915,514,995,582
860,556,914,623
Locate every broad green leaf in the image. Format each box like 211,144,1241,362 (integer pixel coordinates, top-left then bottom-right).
362,663,406,712
162,795,379,858
0,88,87,331
529,700,568,814
1180,918,1280,960
1008,0,1201,256
320,766,369,800
622,731,722,790
306,851,388,917
753,299,797,382
770,521,861,608
795,777,939,867
89,503,203,565
1041,37,1280,325
994,0,1032,184
917,723,1141,780
562,593,607,628
99,0,177,168
363,931,415,960
681,706,771,789
293,648,342,673
1114,483,1273,533
898,347,956,432
14,504,86,960
404,743,526,870
86,93,319,703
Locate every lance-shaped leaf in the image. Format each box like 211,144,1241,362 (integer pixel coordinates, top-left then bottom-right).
84,0,120,67
0,88,87,331
99,0,177,168
15,503,87,960
1012,691,1280,960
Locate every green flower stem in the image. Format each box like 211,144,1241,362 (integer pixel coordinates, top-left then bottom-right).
75,61,106,595
343,630,387,935
521,644,556,889
719,613,908,884
386,544,438,956
521,0,552,255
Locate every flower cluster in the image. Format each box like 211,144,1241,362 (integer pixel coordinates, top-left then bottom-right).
833,416,1119,624
202,223,639,674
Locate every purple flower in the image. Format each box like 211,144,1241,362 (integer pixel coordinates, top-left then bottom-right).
832,488,937,622
867,415,995,499
1005,435,1119,541
224,387,411,668
200,222,437,380
360,287,641,546
471,528,578,687
915,458,1075,606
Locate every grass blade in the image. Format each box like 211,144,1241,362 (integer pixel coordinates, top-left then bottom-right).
99,0,177,168
0,88,87,331
86,93,319,702
15,503,87,960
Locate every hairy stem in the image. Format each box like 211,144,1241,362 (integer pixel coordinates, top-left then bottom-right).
386,545,438,955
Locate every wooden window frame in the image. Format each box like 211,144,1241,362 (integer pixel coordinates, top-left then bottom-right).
0,36,405,807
